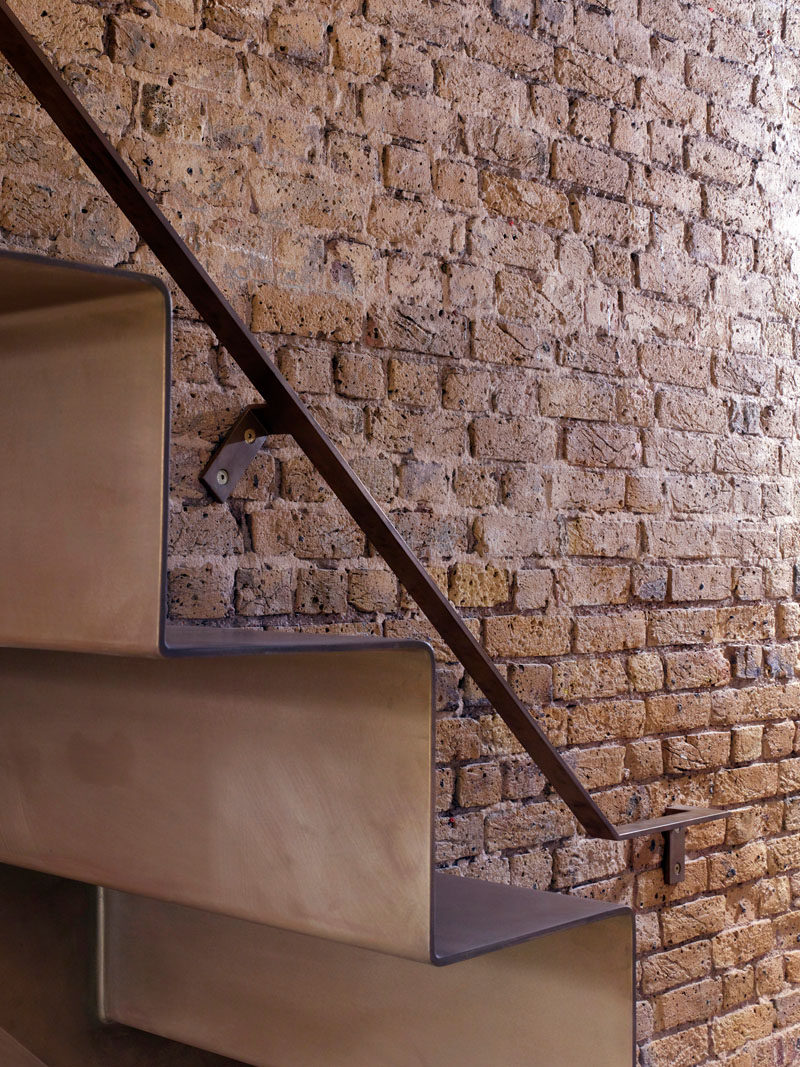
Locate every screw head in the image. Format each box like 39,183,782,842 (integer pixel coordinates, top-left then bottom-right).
244,428,256,444
216,469,229,486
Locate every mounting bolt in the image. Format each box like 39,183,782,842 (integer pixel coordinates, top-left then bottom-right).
216,469,229,486
244,428,256,444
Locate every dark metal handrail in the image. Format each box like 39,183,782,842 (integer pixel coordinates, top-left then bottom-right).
0,0,725,880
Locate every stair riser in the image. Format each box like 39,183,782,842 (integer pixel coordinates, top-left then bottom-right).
103,890,635,1067
0,646,434,961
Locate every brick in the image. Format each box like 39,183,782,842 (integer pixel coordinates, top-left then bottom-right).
456,763,502,807
347,570,397,613
664,649,731,691
485,800,576,850
686,138,752,186
711,1003,775,1055
558,564,629,606
469,16,553,78
551,140,628,196
655,977,722,1030
647,608,716,646
383,144,431,194
434,160,479,208
712,920,775,968
638,254,709,306
484,615,571,657
539,377,616,420
574,613,646,653
168,563,233,620
566,745,625,789
715,605,775,643
514,571,553,611
473,516,559,557
436,55,526,119
368,408,465,455
551,472,626,513
269,9,325,60
554,47,635,105
641,941,712,995
567,699,645,744
295,569,347,614
253,286,361,342
436,813,483,863
567,517,639,558
332,23,381,75
662,896,727,946
645,693,711,733
574,195,649,247
468,216,556,269
501,757,546,801
686,54,753,107
552,838,627,887
663,731,731,773
628,652,664,694
565,424,640,468
671,564,731,603
449,564,510,608
640,344,711,389
471,418,557,463
715,764,780,805
235,566,294,616
553,657,629,699
731,724,764,764
641,1026,710,1067
509,850,553,890
251,506,365,560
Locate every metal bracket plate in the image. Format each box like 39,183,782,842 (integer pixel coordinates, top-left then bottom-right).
200,404,271,503
663,806,691,885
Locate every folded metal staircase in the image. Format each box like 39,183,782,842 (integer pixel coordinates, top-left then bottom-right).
0,250,633,1065
0,6,728,1062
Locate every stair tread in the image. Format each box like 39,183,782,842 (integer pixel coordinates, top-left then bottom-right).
432,871,630,964
163,622,432,658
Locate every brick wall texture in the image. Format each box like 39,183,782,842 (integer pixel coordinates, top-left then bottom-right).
4,0,800,1061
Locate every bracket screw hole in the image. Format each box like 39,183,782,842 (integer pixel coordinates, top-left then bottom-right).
674,863,681,874
216,469,229,485
244,428,256,444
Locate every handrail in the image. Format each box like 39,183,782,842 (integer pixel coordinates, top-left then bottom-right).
0,0,726,875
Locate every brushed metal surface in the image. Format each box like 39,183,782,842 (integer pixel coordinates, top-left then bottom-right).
0,643,434,961
0,863,245,1067
102,888,635,1067
0,251,169,655
0,1028,49,1067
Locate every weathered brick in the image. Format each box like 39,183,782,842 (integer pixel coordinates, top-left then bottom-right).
662,896,727,946
711,1003,775,1055
484,615,572,657
574,612,646,653
655,977,722,1030
552,140,629,196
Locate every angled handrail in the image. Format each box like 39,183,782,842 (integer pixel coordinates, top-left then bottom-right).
0,0,725,874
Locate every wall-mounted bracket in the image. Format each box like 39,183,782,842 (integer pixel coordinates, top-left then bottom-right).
663,807,690,885
200,404,272,503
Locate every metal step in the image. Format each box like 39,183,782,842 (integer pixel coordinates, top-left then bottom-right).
0,864,244,1067
100,880,634,1067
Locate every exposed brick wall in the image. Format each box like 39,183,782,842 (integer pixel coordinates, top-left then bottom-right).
3,0,800,1061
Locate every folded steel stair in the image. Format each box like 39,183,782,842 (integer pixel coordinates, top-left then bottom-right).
0,250,634,1065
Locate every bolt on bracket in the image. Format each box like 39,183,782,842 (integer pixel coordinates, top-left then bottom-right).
200,404,272,503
